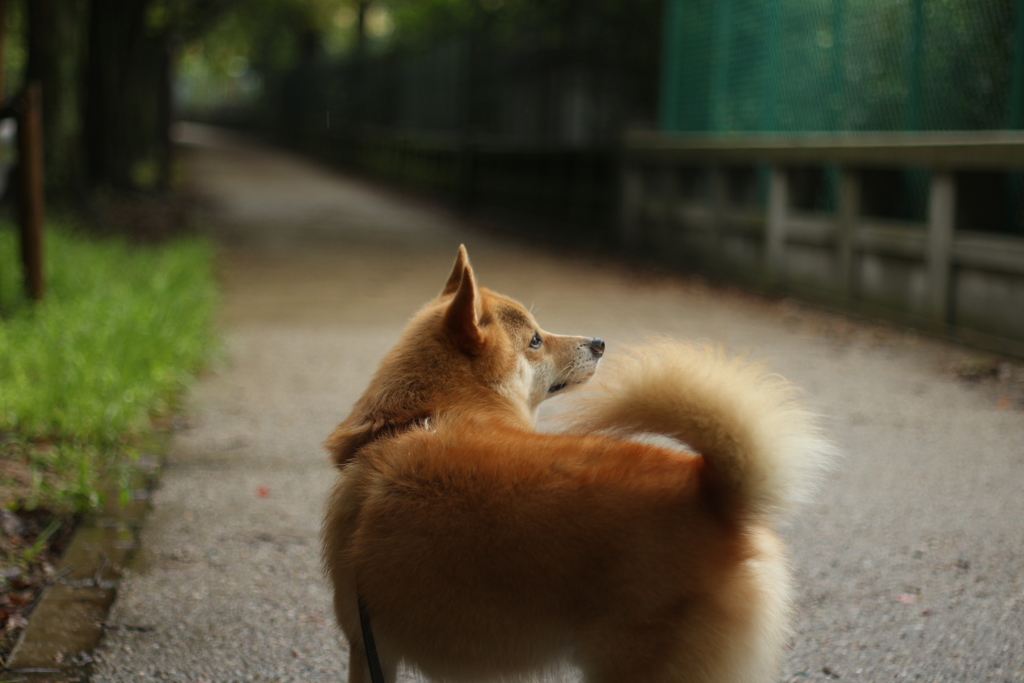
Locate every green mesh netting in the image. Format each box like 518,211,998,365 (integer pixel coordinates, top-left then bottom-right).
660,0,1024,133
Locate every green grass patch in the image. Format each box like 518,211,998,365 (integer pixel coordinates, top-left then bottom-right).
0,218,218,512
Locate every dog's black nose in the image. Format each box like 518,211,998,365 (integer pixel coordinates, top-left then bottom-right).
588,338,605,359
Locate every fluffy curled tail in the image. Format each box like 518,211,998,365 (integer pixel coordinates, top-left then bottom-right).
571,340,835,520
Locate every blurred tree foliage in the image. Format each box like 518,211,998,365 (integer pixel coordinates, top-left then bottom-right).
4,0,370,208
12,0,242,205
6,0,661,208
179,0,353,83
356,0,664,137
180,0,662,143
176,0,357,131
386,0,660,55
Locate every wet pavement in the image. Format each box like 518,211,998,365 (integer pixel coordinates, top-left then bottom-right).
84,124,1024,682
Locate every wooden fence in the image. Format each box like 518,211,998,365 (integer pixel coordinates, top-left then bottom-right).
621,131,1024,355
279,123,1024,355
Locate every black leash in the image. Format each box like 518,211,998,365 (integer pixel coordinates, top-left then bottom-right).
357,594,387,683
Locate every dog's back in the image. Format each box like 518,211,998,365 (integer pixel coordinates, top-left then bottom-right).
322,247,833,683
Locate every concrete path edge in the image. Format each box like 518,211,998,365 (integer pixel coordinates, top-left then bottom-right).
4,436,169,683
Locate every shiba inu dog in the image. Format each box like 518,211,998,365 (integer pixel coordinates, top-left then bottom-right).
322,246,833,683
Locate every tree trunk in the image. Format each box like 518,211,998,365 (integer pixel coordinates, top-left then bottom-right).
83,0,158,193
24,0,89,203
157,30,174,192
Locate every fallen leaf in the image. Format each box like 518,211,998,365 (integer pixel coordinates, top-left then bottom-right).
256,486,270,498
895,593,917,604
299,614,327,624
997,395,1011,411
5,614,27,631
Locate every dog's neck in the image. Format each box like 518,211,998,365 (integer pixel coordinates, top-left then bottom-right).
328,375,539,467
392,392,536,434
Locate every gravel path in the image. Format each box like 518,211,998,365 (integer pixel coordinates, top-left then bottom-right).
90,124,1024,682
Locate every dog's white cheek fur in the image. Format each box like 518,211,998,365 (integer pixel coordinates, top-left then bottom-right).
530,357,558,408
493,348,593,421
523,353,565,414
494,355,539,418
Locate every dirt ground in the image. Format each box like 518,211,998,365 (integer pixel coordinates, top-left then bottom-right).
87,124,1024,682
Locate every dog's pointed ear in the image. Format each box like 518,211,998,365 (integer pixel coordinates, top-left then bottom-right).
441,245,471,296
444,260,485,353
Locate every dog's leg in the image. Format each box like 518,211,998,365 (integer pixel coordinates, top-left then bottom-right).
346,642,397,683
581,656,671,683
580,601,786,683
346,644,368,683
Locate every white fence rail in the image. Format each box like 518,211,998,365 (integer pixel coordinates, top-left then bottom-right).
621,131,1024,355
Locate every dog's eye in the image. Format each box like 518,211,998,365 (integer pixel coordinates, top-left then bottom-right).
529,333,542,349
